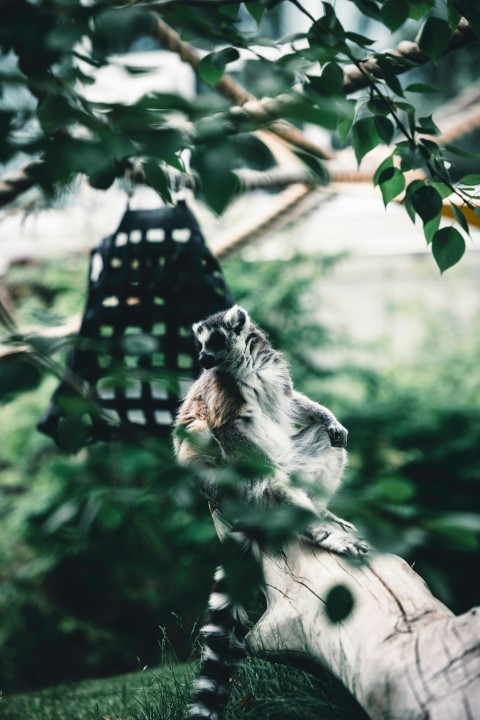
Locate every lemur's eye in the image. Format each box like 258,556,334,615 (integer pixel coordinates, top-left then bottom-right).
208,331,226,352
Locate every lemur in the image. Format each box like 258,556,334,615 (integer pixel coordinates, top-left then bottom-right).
174,305,367,720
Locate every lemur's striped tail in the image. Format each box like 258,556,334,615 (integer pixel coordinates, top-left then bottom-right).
187,566,248,720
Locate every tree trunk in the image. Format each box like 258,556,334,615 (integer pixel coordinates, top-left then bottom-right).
212,513,480,719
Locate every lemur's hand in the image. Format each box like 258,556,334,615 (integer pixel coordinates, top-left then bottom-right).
327,422,348,448
183,420,225,463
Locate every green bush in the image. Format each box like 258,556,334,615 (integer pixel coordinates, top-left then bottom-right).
1,250,479,694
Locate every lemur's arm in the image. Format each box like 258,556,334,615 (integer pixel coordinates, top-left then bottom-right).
212,421,273,469
290,390,348,448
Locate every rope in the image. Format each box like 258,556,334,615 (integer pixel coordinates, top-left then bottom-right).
214,185,333,260
153,19,333,161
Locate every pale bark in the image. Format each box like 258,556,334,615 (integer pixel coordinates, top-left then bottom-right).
212,512,480,720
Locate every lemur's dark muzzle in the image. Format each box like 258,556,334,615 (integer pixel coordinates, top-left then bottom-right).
199,352,217,369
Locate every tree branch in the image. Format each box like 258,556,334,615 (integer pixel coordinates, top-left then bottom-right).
1,18,477,209
342,18,477,94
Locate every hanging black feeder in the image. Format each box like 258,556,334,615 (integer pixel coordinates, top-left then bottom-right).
38,200,234,450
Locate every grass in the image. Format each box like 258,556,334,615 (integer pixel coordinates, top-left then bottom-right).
0,657,369,720
0,662,191,720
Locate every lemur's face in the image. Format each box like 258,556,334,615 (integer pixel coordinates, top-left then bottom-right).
193,305,249,370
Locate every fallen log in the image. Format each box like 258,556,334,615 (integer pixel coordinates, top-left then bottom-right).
212,512,480,720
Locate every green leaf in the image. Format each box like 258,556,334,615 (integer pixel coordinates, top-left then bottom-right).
198,47,240,87
230,134,275,171
450,203,470,235
417,17,452,61
431,181,452,199
420,137,441,156
396,141,427,171
407,0,435,20
325,585,355,624
460,0,480,38
446,0,461,29
283,97,348,131
337,99,355,146
142,160,172,203
459,174,480,185
395,101,415,113
432,227,465,272
424,214,441,244
404,178,424,221
219,536,264,605
245,58,294,97
445,144,480,160
88,163,116,191
380,0,409,31
56,415,93,453
417,114,440,136
411,184,443,224
219,2,239,19
367,98,391,117
202,168,238,215
378,166,405,205
43,502,79,534
430,513,480,533
98,505,124,531
191,139,239,214
245,1,265,25
294,150,329,184
308,2,346,48
308,61,345,97
0,354,43,400
349,0,381,20
352,116,381,164
372,477,416,502
405,82,440,94
374,116,394,145
427,513,480,550
38,95,77,135
374,57,405,96
344,31,375,46
373,154,394,185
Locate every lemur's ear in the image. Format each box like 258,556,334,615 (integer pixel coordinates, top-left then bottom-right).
224,305,249,334
192,321,201,336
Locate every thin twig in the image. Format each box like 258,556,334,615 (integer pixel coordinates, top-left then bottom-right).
288,0,316,24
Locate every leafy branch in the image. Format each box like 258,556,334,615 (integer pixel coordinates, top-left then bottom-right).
1,0,479,269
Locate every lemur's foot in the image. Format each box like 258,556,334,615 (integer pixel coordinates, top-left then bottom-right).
305,526,368,557
327,422,348,448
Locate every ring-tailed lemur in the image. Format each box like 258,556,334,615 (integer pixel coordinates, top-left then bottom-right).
174,305,367,720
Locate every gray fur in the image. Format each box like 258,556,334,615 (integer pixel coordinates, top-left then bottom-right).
175,305,367,555
175,306,367,720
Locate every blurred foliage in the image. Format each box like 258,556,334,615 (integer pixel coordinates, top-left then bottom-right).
1,247,480,697
1,1,480,268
